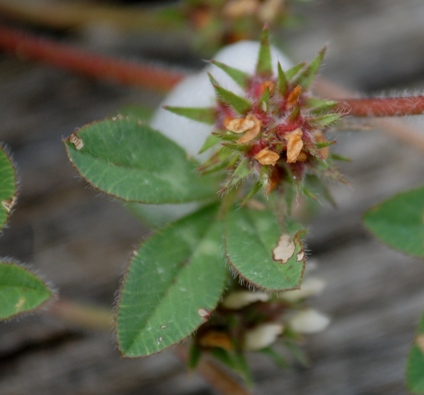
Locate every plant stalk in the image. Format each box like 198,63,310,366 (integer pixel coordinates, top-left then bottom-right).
314,77,424,153
46,298,253,395
174,345,255,395
0,24,185,92
336,96,424,117
47,299,112,331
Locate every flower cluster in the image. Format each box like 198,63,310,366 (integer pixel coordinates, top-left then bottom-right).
166,27,345,206
190,273,329,374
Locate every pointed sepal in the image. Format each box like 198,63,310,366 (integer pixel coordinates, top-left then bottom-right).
285,62,305,80
164,106,217,125
208,73,252,114
210,60,250,89
294,47,326,90
309,113,341,127
222,158,252,192
277,62,288,96
256,26,273,77
199,134,221,154
306,98,338,114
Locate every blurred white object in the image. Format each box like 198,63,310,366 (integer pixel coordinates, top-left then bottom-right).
278,278,326,302
244,323,284,350
222,290,269,309
287,308,330,334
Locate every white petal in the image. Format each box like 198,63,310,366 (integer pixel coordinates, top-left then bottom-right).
279,278,326,302
244,323,284,351
222,291,269,309
288,309,330,334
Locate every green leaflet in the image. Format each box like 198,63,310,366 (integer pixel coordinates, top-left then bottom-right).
0,147,17,230
363,186,424,258
65,118,219,204
225,206,305,291
0,262,54,319
0,148,52,319
116,205,228,357
407,312,424,393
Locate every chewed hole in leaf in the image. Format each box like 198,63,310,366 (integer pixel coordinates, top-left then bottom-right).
69,134,84,150
273,233,295,264
1,197,16,213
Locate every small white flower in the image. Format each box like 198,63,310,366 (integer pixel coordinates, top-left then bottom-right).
244,323,284,350
287,309,330,334
222,291,269,309
278,278,326,302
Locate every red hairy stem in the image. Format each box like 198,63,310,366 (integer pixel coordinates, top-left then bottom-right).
0,24,185,92
314,77,424,153
336,96,424,117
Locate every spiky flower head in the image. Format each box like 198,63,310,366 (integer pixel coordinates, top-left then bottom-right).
166,27,345,206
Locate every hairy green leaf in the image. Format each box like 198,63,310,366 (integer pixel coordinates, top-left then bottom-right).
0,147,17,230
225,206,305,291
407,312,424,393
0,262,53,320
117,205,228,357
363,186,424,258
65,118,219,204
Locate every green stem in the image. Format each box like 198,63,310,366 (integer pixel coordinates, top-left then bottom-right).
0,24,185,92
47,299,112,331
47,299,253,395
